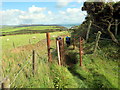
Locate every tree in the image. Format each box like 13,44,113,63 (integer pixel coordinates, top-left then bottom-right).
82,1,120,45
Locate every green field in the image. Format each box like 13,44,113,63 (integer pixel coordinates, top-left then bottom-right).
1,26,61,32
1,26,67,35
2,31,68,50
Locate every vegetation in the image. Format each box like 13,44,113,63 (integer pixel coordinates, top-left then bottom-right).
1,25,67,36
1,1,119,89
68,1,119,89
65,41,119,88
71,1,120,45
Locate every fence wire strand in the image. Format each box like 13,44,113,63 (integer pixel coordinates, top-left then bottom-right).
9,59,31,87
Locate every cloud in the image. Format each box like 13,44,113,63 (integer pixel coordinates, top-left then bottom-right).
0,5,86,25
48,11,52,15
57,7,86,24
56,0,87,8
28,5,46,13
56,0,73,8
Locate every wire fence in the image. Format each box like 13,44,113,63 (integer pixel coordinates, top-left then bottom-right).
9,59,31,87
1,33,82,88
1,48,45,88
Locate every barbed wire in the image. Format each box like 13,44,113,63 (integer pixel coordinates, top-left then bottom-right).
1,38,47,87
0,53,32,88
1,36,63,88
9,58,31,87
35,51,44,59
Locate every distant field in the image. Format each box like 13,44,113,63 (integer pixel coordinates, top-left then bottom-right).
1,26,67,36
1,31,68,50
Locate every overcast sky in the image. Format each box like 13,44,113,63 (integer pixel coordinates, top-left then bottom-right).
0,0,120,25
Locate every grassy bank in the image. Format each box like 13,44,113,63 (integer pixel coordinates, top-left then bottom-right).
1,30,119,88
64,41,119,89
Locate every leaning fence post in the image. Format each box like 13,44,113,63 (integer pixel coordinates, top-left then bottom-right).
79,37,82,66
94,31,102,54
1,78,10,89
32,50,35,76
86,20,92,42
46,32,52,62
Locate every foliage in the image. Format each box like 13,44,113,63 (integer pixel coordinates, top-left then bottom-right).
71,2,120,45
50,63,78,88
82,1,120,44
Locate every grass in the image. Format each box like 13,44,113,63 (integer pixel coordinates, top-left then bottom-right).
1,31,68,50
2,31,75,88
65,41,119,89
1,30,119,88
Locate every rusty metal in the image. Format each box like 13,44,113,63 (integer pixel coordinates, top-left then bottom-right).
46,33,52,62
79,37,82,66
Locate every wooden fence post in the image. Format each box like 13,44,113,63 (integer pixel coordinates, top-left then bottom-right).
94,31,102,54
115,19,118,36
86,20,92,42
59,39,65,65
57,40,61,65
32,50,35,76
59,39,62,65
46,32,52,62
1,78,10,89
73,37,75,49
13,42,15,48
29,39,31,44
56,38,57,50
62,38,64,49
79,37,82,66
62,38,65,65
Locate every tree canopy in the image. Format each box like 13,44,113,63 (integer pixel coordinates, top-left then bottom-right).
79,1,120,44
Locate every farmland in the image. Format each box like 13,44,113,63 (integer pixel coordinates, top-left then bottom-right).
1,25,119,88
1,25,67,36
1,27,72,88
2,31,68,50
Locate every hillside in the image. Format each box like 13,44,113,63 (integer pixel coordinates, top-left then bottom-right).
1,31,119,88
0,25,67,36
1,1,119,89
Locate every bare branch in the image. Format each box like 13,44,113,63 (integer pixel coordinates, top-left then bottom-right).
101,19,111,24
118,22,120,25
92,23,106,33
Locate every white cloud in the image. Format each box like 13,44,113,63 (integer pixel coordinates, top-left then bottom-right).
56,0,74,8
48,11,52,15
0,5,86,25
66,8,81,13
28,5,46,13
